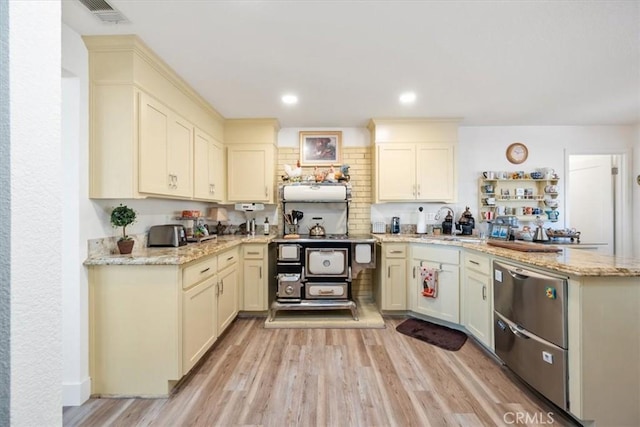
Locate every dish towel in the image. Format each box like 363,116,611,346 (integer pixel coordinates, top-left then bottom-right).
420,266,438,298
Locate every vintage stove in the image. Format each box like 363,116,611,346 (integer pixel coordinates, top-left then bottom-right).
269,184,375,321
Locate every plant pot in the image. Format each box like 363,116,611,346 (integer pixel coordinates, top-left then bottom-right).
117,239,135,255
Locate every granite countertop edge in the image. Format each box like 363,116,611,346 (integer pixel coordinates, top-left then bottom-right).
84,235,275,266
372,234,640,277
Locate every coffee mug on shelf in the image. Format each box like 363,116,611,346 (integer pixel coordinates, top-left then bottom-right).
482,171,496,179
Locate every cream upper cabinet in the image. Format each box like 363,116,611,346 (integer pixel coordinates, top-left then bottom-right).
376,144,416,200
225,119,279,203
369,118,459,203
416,143,456,201
227,144,275,203
194,128,225,202
139,92,193,198
84,35,224,200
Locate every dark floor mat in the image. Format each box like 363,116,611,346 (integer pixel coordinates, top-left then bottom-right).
396,317,467,351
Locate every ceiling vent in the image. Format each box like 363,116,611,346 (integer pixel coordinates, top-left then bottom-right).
77,0,129,24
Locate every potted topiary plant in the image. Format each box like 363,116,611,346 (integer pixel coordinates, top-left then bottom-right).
111,204,137,254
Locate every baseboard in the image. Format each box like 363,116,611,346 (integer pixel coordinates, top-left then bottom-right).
62,376,91,407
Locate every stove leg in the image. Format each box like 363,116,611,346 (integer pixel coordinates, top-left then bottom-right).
349,301,359,321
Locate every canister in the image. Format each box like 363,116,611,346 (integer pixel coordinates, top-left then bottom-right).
391,217,400,234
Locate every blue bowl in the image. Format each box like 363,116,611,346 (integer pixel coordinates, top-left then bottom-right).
530,172,543,179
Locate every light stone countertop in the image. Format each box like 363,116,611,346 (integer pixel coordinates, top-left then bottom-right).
84,235,275,266
371,234,640,277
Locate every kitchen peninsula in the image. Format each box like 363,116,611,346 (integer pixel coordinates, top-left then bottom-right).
373,234,640,427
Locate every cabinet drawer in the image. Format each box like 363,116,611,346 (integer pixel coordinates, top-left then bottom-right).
243,245,264,259
411,245,459,265
464,252,490,275
183,256,217,289
218,247,239,271
385,244,407,258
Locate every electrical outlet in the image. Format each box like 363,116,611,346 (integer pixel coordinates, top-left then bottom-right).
542,351,554,364
426,213,435,221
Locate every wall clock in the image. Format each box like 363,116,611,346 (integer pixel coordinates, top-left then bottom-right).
506,142,528,164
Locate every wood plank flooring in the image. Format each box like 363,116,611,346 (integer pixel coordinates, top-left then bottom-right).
64,317,579,427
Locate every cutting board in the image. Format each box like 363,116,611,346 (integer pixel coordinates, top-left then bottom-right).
487,240,562,252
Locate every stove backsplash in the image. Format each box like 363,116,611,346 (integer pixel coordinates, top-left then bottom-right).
281,202,348,235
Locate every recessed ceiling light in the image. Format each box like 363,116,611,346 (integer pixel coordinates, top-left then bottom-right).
282,94,298,105
399,92,416,104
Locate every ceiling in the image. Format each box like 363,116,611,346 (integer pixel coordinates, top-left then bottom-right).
62,0,640,128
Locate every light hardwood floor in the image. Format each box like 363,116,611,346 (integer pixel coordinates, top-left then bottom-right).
64,317,579,426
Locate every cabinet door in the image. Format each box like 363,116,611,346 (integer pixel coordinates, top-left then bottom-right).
377,144,416,201
194,129,225,201
243,259,267,311
464,269,492,349
416,143,456,202
382,258,407,310
227,144,274,202
139,92,193,198
168,114,194,198
182,275,217,375
411,260,460,323
217,265,238,334
139,93,170,195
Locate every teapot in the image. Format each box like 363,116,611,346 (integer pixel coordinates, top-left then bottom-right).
308,222,326,237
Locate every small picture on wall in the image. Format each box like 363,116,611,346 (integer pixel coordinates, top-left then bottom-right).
299,131,342,166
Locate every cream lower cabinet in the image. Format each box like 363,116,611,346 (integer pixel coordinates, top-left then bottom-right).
373,243,408,311
409,245,460,323
242,244,269,311
461,250,493,350
227,144,275,203
193,128,225,202
182,275,218,374
216,248,239,334
89,247,240,397
139,92,193,198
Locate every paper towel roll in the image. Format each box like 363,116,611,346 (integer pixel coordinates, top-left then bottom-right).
417,209,427,234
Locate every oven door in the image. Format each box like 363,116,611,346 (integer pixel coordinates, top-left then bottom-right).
276,273,302,301
278,244,301,263
305,248,349,277
305,282,349,299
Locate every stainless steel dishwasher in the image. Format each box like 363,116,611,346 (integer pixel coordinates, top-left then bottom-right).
493,260,569,410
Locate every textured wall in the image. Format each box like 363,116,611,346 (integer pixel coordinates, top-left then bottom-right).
277,147,373,297
9,1,62,425
0,0,10,424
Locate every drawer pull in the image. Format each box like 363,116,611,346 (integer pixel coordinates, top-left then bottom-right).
482,285,487,300
227,256,234,261
470,260,480,265
200,267,210,274
390,250,403,254
259,267,262,279
247,251,260,255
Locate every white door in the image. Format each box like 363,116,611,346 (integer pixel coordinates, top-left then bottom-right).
568,155,613,254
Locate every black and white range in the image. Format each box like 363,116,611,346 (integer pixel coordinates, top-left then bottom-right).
268,183,375,321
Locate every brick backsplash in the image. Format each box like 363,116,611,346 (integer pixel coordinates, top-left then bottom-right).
277,147,373,298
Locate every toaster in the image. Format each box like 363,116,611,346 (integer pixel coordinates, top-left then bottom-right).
148,224,188,247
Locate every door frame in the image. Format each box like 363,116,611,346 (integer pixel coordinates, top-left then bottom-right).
564,149,632,257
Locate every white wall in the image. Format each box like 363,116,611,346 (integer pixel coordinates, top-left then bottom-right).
634,124,640,257
10,1,62,425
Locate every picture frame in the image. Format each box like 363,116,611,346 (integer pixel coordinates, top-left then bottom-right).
299,131,342,166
